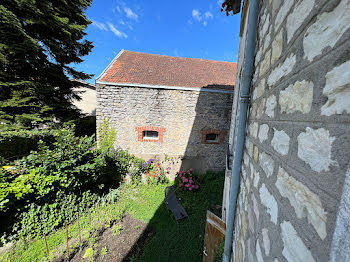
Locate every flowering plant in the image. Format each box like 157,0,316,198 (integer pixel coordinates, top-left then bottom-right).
143,158,168,184
220,1,241,16
174,168,200,192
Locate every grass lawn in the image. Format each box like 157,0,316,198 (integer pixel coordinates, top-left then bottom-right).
1,171,224,262
125,171,225,261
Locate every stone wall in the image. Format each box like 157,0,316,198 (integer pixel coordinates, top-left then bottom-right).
96,84,233,176
225,0,350,261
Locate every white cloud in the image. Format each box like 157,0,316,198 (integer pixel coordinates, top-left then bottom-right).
119,19,125,25
192,9,202,21
91,20,107,31
204,11,213,19
124,7,138,20
107,22,127,38
192,9,214,26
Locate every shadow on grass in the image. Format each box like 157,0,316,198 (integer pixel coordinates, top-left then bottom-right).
122,171,224,262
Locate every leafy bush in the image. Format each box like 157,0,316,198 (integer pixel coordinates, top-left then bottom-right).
0,128,55,160
174,169,200,191
98,118,117,156
143,158,169,184
0,124,147,241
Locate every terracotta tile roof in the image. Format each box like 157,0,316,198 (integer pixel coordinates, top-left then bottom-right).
97,50,237,90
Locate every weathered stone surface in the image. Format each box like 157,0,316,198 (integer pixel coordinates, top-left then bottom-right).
256,98,266,119
280,221,315,262
251,193,259,221
265,94,277,118
248,205,255,233
321,60,350,116
250,122,259,139
260,49,271,77
259,152,274,177
272,0,282,16
297,127,335,172
246,177,251,193
260,184,278,224
241,211,247,239
261,14,270,38
271,128,290,155
276,167,327,239
248,238,254,262
253,171,260,188
275,0,294,30
262,228,270,256
252,86,258,101
258,124,269,143
97,86,233,176
254,146,259,163
279,80,313,114
271,30,283,65
248,140,254,157
286,0,314,43
268,54,296,86
257,79,266,99
263,28,271,52
304,0,350,61
256,241,264,262
244,152,250,169
330,167,350,262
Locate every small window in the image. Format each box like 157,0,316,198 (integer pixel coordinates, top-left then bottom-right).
143,130,159,140
205,133,219,142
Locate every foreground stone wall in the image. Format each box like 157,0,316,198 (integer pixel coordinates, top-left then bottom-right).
96,85,233,175
227,0,350,261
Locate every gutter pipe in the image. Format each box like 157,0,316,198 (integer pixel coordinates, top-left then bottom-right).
223,1,259,262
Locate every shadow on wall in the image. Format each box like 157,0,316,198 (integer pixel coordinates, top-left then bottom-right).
179,86,233,175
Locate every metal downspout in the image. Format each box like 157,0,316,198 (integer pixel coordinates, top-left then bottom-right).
223,0,259,261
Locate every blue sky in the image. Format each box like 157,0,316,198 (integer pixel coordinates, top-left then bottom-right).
75,0,242,84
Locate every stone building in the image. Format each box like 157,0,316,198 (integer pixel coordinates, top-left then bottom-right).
222,0,350,262
72,81,96,116
95,50,237,175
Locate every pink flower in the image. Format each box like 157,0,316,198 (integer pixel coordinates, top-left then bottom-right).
179,183,183,187
189,179,193,184
185,184,190,187
179,174,182,177
190,168,193,172
194,185,199,189
189,187,192,191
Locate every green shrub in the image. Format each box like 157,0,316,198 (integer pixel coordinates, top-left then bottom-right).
98,118,117,156
0,128,55,160
0,124,148,241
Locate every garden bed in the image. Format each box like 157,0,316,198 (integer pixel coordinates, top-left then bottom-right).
1,171,225,262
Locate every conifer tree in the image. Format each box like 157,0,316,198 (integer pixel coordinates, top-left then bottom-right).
0,0,93,130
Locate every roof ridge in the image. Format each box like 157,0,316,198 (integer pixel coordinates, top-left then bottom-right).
122,50,237,64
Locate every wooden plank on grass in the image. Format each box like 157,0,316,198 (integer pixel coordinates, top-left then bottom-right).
203,210,226,262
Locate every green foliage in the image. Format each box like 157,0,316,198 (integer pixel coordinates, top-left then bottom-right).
83,247,94,259
98,118,117,155
100,247,108,257
111,225,122,236
214,240,225,262
2,171,225,262
0,124,150,241
0,0,93,130
0,128,55,159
